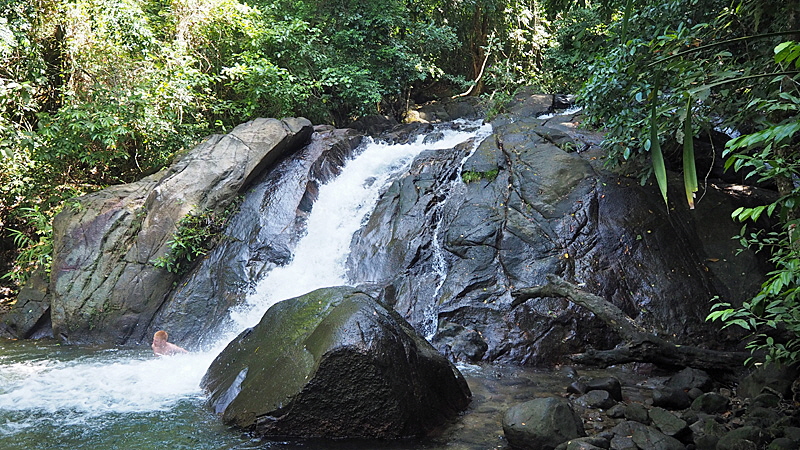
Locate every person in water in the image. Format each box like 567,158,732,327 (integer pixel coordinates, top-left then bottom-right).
151,330,188,356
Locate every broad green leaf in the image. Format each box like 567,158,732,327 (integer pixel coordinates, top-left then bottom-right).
750,205,766,221
775,41,793,56
682,97,698,209
650,104,669,209
729,319,751,329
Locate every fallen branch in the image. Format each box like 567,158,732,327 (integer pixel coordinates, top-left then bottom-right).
511,274,749,370
452,32,494,99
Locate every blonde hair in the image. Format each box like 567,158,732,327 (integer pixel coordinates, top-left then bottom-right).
154,330,168,341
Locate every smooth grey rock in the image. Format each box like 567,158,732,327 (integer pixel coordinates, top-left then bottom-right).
653,387,692,410
1,268,51,338
691,392,730,414
569,381,589,396
586,377,623,401
745,406,782,428
649,406,688,437
666,367,713,392
610,434,637,450
783,427,800,441
201,286,470,439
768,437,799,450
503,397,586,450
752,393,781,408
555,436,609,450
688,387,704,400
347,90,767,366
612,420,683,450
738,363,799,399
46,117,313,345
694,434,720,450
690,414,727,449
624,402,650,424
575,390,616,410
431,321,488,362
717,426,768,450
607,403,626,419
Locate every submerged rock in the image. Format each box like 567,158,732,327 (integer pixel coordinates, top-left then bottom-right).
201,286,471,439
503,396,585,450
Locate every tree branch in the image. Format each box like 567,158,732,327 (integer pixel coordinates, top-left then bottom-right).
511,274,749,370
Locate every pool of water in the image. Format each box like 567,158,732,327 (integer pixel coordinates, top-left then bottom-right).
0,338,655,450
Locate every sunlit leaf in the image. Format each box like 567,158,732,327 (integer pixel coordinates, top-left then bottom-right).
682,97,698,209
650,103,669,209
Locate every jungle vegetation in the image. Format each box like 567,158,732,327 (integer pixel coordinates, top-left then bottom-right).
1,0,799,364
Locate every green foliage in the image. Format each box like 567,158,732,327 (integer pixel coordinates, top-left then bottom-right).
569,0,800,365
708,223,800,365
461,169,499,183
152,206,236,275
706,40,800,365
1,206,53,285
1,0,473,288
578,0,786,176
537,7,610,93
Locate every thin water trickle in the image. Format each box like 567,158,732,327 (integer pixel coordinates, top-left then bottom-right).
0,119,496,450
423,128,492,339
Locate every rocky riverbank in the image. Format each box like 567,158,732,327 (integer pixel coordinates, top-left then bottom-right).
499,364,799,450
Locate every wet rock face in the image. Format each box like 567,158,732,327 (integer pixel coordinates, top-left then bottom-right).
346,89,768,365
150,127,363,346
39,118,315,345
201,286,471,439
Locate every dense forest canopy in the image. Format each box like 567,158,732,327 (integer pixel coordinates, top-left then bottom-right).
1,0,799,364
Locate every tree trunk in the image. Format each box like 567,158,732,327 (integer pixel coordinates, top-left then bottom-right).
511,274,750,371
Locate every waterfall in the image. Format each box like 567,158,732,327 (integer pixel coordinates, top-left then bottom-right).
224,119,492,335
0,119,491,439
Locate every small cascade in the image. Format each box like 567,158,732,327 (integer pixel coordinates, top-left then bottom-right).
422,125,493,338
224,119,492,335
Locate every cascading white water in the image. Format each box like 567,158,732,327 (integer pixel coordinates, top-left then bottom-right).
0,119,491,440
226,119,493,335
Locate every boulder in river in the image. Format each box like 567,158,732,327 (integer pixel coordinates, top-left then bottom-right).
46,117,314,345
201,286,471,439
502,396,586,450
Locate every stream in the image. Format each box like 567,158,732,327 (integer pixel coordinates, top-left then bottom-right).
0,119,649,450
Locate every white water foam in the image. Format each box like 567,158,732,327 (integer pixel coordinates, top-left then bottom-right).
0,350,216,419
536,105,583,119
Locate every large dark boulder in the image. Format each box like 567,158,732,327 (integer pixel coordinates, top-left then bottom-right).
346,88,769,364
31,117,314,345
201,286,471,439
150,127,362,346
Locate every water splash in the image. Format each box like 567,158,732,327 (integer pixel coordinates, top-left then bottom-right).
0,349,215,418
536,105,583,119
